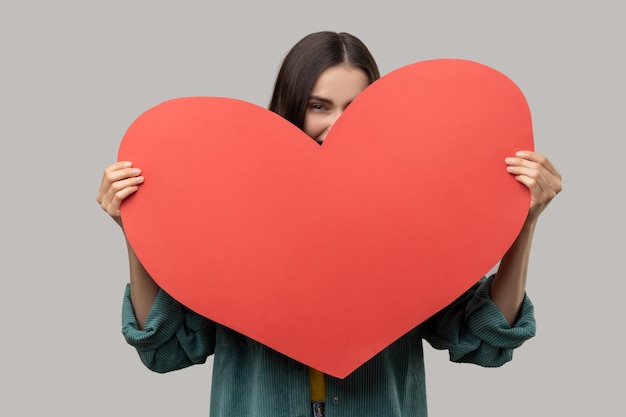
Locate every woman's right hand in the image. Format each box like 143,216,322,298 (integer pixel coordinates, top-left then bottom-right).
96,161,144,227
98,161,158,325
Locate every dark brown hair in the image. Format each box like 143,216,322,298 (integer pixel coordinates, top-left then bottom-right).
269,31,380,130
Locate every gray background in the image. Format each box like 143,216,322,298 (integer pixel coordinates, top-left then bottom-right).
2,0,623,415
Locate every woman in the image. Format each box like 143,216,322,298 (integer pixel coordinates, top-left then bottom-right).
97,31,562,417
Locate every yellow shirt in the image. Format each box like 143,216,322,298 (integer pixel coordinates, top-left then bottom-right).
309,367,325,402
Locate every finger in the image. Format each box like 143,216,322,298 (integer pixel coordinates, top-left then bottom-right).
512,173,543,199
97,162,140,204
507,156,562,198
100,179,143,216
102,175,144,204
511,165,562,216
98,162,130,202
509,163,560,199
506,155,555,187
103,185,139,217
511,166,549,195
514,151,562,179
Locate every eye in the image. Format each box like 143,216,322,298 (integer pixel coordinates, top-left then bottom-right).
310,103,326,111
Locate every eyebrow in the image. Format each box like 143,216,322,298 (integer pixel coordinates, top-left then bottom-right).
308,95,333,104
308,95,354,108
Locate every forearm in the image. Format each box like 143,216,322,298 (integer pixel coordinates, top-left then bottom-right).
126,238,159,329
491,219,536,326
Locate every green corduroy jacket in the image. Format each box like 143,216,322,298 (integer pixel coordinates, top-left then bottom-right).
122,275,535,416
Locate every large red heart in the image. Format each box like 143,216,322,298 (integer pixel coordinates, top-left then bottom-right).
118,59,532,378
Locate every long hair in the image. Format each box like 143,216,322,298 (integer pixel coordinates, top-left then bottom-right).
269,31,380,130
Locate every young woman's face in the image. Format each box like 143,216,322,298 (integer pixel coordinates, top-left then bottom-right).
303,65,370,144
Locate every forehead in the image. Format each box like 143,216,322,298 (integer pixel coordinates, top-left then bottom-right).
309,65,370,101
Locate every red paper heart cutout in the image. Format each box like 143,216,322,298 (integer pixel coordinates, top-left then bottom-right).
118,59,532,378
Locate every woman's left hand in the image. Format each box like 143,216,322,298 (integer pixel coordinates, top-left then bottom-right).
506,150,563,223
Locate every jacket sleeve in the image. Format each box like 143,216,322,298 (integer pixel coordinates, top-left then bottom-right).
121,284,217,373
421,274,536,367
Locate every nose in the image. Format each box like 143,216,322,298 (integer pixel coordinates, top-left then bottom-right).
317,110,344,144
332,108,344,124
327,109,344,132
